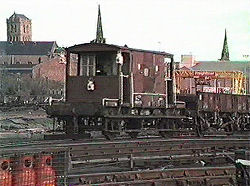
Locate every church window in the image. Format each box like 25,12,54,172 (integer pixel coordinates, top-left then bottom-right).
24,25,26,33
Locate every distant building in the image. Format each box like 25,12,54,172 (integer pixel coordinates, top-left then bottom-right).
33,56,66,82
177,30,250,94
191,61,250,94
7,12,32,42
0,41,57,64
0,12,66,77
0,41,60,74
219,29,230,62
90,5,106,44
180,54,197,68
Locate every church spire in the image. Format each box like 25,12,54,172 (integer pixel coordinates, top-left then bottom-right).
220,29,229,61
91,5,106,43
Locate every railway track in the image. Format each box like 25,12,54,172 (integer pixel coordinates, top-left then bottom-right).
0,137,248,185
0,137,249,152
68,166,236,186
1,138,249,172
0,130,249,148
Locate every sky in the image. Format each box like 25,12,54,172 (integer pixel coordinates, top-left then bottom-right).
0,0,249,61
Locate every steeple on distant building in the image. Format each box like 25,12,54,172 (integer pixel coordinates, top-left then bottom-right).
91,5,106,43
220,29,230,61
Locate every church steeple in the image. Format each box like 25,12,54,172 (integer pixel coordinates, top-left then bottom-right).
91,5,106,43
220,29,229,61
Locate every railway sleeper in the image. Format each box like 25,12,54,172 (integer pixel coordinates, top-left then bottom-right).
68,166,236,185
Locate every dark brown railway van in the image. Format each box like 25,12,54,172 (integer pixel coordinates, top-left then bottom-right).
47,42,189,139
48,42,176,116
65,43,174,110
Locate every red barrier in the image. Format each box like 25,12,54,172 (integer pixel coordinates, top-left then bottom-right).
36,155,56,186
0,159,12,186
14,156,36,186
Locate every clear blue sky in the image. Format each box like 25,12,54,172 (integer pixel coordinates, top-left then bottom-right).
0,0,249,61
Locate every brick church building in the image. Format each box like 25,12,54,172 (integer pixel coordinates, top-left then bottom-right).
0,13,66,81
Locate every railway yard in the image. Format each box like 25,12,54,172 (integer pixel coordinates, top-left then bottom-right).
0,11,250,186
0,1,249,185
0,118,249,186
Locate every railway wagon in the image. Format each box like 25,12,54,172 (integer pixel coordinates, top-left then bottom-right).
47,43,190,139
178,92,250,134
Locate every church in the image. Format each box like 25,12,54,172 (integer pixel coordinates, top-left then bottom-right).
0,13,64,75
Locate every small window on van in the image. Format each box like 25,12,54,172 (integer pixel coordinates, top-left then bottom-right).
144,68,149,76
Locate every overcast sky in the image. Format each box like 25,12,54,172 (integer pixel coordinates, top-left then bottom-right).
0,0,249,61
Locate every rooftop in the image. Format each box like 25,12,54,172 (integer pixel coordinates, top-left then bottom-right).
8,13,30,21
0,41,57,55
68,43,173,57
191,61,250,76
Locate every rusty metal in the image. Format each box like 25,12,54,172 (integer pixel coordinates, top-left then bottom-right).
68,166,236,185
198,92,250,113
0,137,249,185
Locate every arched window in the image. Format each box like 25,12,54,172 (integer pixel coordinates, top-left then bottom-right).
16,62,20,64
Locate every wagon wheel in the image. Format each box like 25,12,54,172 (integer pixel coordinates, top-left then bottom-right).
126,119,141,139
158,119,173,138
195,117,203,137
128,132,139,139
159,131,172,138
102,130,116,140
